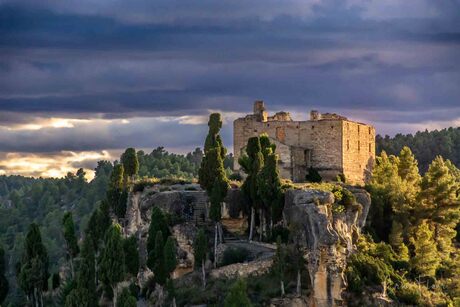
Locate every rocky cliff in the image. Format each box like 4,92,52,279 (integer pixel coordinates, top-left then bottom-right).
124,183,370,307
283,186,371,307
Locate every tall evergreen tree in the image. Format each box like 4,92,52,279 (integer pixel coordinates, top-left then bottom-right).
18,223,49,307
193,229,208,288
258,139,283,236
77,235,97,305
107,164,126,219
411,220,440,278
153,231,167,286
62,212,79,278
388,221,409,262
121,148,139,181
0,243,8,305
123,235,139,277
147,207,170,270
65,288,93,307
99,224,125,306
117,287,137,307
239,137,264,241
224,279,252,307
164,236,177,278
199,113,229,264
419,156,460,261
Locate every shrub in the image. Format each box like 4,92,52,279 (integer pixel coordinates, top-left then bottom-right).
305,167,322,183
268,226,290,243
396,283,421,305
220,247,251,266
132,178,159,192
229,172,243,181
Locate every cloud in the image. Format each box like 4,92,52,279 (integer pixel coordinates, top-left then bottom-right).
0,150,114,179
0,0,459,179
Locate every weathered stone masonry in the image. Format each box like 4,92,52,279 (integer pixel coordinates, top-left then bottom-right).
233,101,375,184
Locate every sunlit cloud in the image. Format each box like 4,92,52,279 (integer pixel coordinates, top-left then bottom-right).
4,118,91,131
0,150,113,180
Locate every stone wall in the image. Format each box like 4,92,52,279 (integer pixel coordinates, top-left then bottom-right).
341,121,375,185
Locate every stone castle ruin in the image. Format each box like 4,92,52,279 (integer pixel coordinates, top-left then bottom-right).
233,101,375,184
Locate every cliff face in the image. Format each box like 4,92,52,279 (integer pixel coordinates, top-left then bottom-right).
125,183,370,306
283,187,371,307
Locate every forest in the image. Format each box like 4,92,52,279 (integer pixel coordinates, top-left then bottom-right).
0,123,459,306
376,127,460,172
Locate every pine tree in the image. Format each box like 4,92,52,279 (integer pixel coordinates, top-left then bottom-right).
99,224,125,306
0,243,8,305
18,223,49,307
123,235,139,277
193,229,208,288
272,236,286,296
239,136,264,241
153,231,167,286
62,212,79,278
147,207,170,270
121,148,139,182
224,279,252,307
419,156,460,260
164,236,177,278
388,221,409,262
411,220,440,278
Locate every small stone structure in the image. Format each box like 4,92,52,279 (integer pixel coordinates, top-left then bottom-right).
233,101,376,184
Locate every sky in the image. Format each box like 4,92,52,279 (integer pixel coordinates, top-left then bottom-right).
0,0,459,178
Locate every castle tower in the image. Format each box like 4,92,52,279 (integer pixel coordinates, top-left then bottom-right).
253,100,268,122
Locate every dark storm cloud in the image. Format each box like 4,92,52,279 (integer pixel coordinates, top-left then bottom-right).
0,0,459,157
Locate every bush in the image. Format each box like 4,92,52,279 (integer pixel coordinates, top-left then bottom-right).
132,179,159,192
229,172,243,181
305,167,322,183
396,283,421,305
268,226,290,243
220,247,251,266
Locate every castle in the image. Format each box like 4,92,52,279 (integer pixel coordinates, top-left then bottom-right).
233,101,375,185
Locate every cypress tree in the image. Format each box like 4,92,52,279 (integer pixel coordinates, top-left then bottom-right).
0,243,8,305
239,136,264,241
123,235,139,277
77,234,97,305
117,287,137,307
224,279,252,307
107,164,126,219
199,113,229,264
147,207,170,270
62,212,79,278
65,288,92,307
153,231,166,286
193,229,208,288
258,141,283,235
18,223,49,307
99,224,125,306
164,236,177,278
121,148,139,182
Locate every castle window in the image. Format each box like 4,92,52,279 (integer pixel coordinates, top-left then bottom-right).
312,125,315,130
331,125,334,129
358,125,360,135
254,129,258,132
267,124,270,127
358,141,361,151
347,123,349,130
347,140,350,150
368,127,371,134
369,143,372,153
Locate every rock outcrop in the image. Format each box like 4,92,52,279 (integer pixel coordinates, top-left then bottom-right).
283,187,371,307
